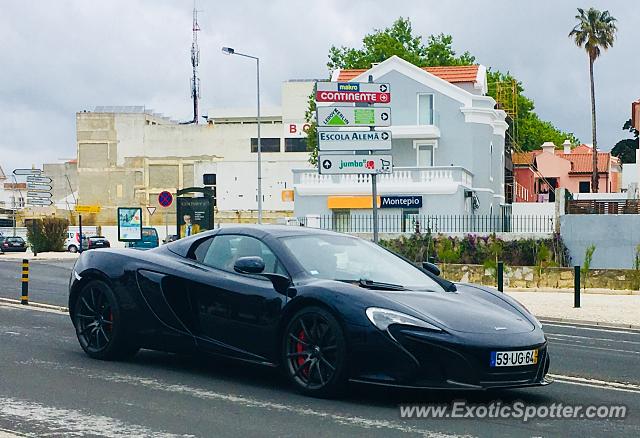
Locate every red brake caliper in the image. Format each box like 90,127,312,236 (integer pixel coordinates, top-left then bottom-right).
296,330,310,376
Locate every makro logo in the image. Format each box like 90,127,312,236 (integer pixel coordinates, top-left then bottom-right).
337,82,359,92
338,159,370,170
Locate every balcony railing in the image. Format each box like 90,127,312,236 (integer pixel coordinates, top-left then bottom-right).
293,166,473,188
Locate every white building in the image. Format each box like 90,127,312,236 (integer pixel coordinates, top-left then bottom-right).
293,56,508,230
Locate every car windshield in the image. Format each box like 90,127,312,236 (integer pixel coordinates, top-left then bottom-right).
281,234,443,292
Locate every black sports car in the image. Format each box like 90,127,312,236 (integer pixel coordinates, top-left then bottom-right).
68,225,551,397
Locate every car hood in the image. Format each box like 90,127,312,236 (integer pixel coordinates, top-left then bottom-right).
376,284,535,334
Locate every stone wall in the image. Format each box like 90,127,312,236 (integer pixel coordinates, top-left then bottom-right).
441,264,640,291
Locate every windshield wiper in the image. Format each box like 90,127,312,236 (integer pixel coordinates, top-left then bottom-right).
357,279,407,291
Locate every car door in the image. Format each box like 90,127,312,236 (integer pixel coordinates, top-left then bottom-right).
169,234,289,362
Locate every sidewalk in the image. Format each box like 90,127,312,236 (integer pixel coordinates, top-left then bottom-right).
0,249,78,261
507,290,640,329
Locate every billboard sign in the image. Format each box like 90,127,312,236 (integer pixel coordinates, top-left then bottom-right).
117,207,143,241
177,197,213,238
317,106,391,127
318,130,392,151
316,82,391,103
319,154,393,175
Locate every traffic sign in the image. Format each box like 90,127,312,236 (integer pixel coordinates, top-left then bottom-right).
27,191,52,198
319,154,393,175
26,175,52,184
13,168,42,176
318,130,392,151
317,106,391,127
26,183,52,192
27,198,53,206
316,82,391,103
147,206,157,216
75,205,101,213
158,191,173,208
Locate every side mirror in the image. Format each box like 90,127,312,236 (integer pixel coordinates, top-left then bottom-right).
261,273,295,297
234,256,265,274
422,261,441,276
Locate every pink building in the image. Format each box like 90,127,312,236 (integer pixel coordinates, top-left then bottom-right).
513,141,621,202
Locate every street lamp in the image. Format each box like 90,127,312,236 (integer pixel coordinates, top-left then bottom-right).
222,46,262,224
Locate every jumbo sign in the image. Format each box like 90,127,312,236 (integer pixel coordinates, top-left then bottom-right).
316,82,391,103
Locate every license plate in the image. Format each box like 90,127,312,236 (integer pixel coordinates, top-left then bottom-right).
490,349,538,367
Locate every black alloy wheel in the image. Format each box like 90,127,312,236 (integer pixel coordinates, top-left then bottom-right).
283,307,347,397
73,280,137,360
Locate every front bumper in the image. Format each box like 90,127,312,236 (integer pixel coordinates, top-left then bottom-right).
348,324,551,390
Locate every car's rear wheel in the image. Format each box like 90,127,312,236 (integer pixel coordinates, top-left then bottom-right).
282,306,348,398
68,245,78,253
72,280,138,360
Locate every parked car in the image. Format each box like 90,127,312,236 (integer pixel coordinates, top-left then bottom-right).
125,227,159,250
1,236,27,253
163,234,179,244
68,225,550,398
81,236,110,251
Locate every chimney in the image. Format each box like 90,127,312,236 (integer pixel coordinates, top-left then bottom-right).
541,141,556,154
562,139,572,154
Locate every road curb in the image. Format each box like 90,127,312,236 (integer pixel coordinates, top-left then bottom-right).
0,297,68,313
507,288,640,296
0,256,78,262
538,315,640,331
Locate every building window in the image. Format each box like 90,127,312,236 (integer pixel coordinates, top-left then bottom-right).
284,138,307,152
579,181,590,193
417,93,434,125
416,143,434,167
251,138,281,153
203,174,216,186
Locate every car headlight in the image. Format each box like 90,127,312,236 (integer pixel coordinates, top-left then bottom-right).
365,307,442,332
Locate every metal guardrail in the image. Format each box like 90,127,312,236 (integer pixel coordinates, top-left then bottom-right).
297,214,555,234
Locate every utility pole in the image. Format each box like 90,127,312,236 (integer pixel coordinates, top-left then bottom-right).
368,75,379,243
190,3,201,124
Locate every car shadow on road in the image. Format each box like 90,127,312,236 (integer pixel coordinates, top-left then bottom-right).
119,348,555,408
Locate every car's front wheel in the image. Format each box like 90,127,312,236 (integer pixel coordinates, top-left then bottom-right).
282,306,348,398
68,245,78,253
72,280,138,360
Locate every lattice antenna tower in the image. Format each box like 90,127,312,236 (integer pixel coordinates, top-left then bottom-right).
190,3,201,124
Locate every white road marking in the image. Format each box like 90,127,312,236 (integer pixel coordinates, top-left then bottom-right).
542,322,640,335
18,360,467,438
0,397,193,438
547,332,640,346
547,338,640,355
3,332,20,336
549,374,640,394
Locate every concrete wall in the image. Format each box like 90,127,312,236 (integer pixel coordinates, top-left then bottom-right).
560,215,640,269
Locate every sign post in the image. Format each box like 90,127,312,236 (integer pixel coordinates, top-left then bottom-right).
315,78,392,243
158,191,173,241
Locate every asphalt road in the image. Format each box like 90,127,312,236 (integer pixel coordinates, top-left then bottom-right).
0,259,74,307
1,259,640,436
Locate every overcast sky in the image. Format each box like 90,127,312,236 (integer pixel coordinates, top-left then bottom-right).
1,0,638,173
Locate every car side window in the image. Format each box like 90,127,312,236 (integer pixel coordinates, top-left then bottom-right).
200,235,286,275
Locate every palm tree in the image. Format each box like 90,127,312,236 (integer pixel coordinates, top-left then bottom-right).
569,7,617,193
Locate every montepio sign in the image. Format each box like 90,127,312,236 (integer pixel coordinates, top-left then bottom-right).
317,106,391,127
318,154,393,175
318,130,392,151
316,82,391,103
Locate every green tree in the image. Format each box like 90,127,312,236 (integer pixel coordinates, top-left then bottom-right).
569,7,618,192
611,119,639,164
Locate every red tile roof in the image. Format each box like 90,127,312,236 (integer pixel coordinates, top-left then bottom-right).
512,147,610,173
335,65,479,84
